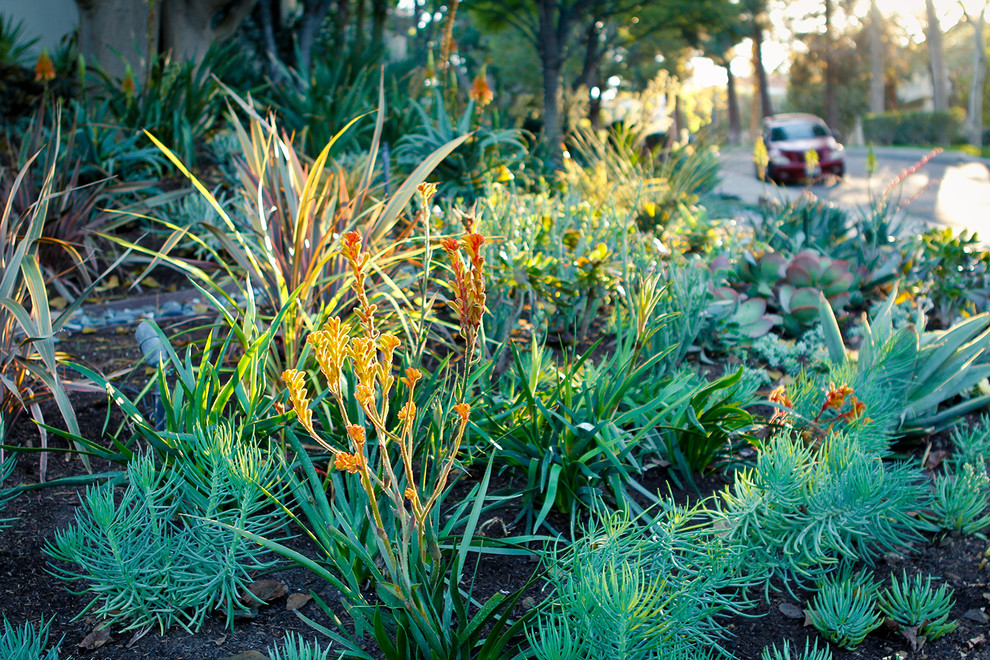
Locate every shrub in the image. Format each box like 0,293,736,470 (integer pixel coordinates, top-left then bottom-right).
862,109,964,146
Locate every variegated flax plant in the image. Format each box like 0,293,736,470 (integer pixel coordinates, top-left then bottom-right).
281,222,487,609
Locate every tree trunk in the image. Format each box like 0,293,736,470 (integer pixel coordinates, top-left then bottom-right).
371,0,388,57
160,0,257,64
576,18,602,125
869,0,884,114
824,0,838,128
726,63,740,145
354,0,366,55
537,0,564,164
968,6,987,146
297,0,333,76
255,0,281,79
752,23,772,118
76,0,157,83
926,0,949,111
333,0,351,60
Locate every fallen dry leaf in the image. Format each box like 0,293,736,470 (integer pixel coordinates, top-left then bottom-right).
286,592,312,611
77,626,111,650
901,625,926,652
241,578,287,605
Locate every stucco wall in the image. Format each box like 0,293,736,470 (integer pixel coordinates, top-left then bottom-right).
0,0,78,56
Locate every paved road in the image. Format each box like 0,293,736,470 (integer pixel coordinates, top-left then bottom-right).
716,146,990,242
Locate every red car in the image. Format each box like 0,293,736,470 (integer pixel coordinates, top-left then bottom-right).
759,114,845,183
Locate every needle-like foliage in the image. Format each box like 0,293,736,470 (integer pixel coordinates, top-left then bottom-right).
46,423,287,633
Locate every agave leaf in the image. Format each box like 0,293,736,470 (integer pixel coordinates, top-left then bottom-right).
915,316,990,385
819,292,846,363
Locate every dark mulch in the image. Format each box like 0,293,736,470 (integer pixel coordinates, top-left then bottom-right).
1,326,989,659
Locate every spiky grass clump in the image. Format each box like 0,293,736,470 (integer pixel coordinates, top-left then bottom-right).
46,424,286,633
761,638,832,660
927,461,990,534
805,572,883,650
267,632,335,660
878,571,957,641
0,617,65,660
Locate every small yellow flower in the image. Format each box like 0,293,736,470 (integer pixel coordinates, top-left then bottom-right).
453,402,470,423
418,182,438,204
496,164,514,183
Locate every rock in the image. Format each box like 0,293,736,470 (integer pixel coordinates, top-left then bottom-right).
964,608,989,623
778,602,804,619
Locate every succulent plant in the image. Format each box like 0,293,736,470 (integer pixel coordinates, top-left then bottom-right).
776,250,857,336
736,251,788,299
725,249,857,337
708,286,781,344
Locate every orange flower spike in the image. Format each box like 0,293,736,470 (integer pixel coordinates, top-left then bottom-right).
847,397,868,421
341,231,363,267
469,64,494,107
418,182,438,205
34,49,55,82
398,401,417,423
282,369,314,435
463,233,487,266
454,402,471,424
402,367,422,390
333,452,366,474
822,383,854,411
768,385,792,425
354,383,376,412
346,423,367,448
769,385,792,408
377,333,401,386
349,337,377,388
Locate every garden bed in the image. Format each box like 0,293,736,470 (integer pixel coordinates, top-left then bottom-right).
2,326,988,660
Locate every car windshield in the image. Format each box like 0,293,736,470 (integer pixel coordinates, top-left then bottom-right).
770,122,829,141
